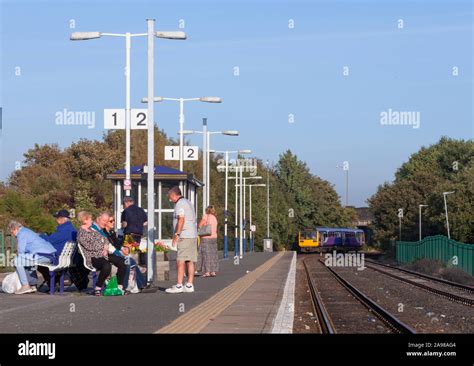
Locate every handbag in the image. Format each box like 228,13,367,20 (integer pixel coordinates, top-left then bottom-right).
198,215,212,237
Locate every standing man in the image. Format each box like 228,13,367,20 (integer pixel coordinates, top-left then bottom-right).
121,197,147,244
165,186,198,294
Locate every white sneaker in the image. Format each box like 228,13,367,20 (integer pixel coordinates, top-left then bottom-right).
183,283,195,293
165,284,184,294
14,286,36,295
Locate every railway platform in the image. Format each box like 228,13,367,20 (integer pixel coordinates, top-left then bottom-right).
0,251,297,333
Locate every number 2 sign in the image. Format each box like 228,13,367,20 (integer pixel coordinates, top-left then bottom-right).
104,109,148,130
165,146,199,161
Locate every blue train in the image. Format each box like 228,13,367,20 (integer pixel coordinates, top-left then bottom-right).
298,227,365,253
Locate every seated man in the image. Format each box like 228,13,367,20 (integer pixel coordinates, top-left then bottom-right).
37,209,77,287
40,209,77,253
8,220,57,295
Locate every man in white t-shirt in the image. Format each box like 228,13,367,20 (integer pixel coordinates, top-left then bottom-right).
165,186,198,294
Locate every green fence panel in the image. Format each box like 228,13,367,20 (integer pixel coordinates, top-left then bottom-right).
396,235,474,276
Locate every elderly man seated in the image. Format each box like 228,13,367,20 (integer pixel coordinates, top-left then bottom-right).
37,209,78,289
8,220,57,295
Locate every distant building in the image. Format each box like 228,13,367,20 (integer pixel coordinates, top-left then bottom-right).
352,207,374,245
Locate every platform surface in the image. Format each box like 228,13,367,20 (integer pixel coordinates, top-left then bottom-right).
0,251,296,333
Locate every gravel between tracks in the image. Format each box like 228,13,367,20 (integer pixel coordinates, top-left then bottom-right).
332,265,474,333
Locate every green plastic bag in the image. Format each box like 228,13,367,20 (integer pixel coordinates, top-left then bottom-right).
103,276,123,296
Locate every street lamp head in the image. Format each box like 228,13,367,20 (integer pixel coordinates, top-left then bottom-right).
209,149,217,153
155,31,187,40
247,176,262,180
252,184,267,187
141,97,164,103
222,130,239,136
181,130,195,135
70,32,102,41
443,191,455,195
199,97,222,103
238,149,252,154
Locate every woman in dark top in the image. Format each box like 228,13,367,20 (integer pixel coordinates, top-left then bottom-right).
104,217,146,292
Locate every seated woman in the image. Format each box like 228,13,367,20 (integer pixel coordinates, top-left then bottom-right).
76,211,126,296
104,216,146,292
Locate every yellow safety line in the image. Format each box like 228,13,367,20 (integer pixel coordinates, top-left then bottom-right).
155,252,285,333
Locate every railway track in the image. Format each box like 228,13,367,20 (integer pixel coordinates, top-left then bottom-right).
364,260,474,307
302,257,415,334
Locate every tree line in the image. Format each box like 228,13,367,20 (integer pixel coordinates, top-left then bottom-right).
0,128,353,250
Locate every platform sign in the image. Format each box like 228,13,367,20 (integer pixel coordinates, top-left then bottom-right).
123,179,132,191
164,146,179,161
164,146,199,161
104,109,148,130
250,225,256,232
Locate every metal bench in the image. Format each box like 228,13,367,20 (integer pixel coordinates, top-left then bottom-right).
77,244,98,291
38,241,77,295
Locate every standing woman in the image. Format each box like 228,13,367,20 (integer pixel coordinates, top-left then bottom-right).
198,205,219,277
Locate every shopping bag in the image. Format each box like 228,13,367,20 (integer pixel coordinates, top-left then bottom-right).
1,272,22,294
103,276,123,296
126,268,139,294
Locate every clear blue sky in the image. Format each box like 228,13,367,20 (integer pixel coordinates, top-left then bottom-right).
0,0,472,206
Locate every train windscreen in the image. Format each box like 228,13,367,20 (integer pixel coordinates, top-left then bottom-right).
301,230,317,241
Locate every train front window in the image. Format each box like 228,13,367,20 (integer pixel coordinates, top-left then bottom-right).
301,231,317,240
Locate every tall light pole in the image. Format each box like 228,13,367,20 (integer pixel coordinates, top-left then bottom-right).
336,161,349,206
72,23,186,285
212,150,252,258
248,183,266,252
71,31,138,196
239,164,244,259
243,176,262,253
181,127,239,215
266,160,271,239
142,97,222,174
419,204,428,241
235,165,239,257
443,191,455,239
398,208,403,241
71,29,185,197
146,19,155,284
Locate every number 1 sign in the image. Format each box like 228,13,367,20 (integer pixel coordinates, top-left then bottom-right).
104,109,148,129
164,146,199,161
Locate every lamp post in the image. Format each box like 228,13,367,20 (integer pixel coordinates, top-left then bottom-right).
418,204,428,241
72,23,186,285
248,183,266,252
443,191,455,239
212,150,252,258
266,160,271,239
180,127,239,215
141,97,221,174
71,29,185,198
243,176,262,252
336,161,350,206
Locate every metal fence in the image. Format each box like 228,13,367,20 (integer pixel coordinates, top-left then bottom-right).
396,235,474,276
0,230,15,258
